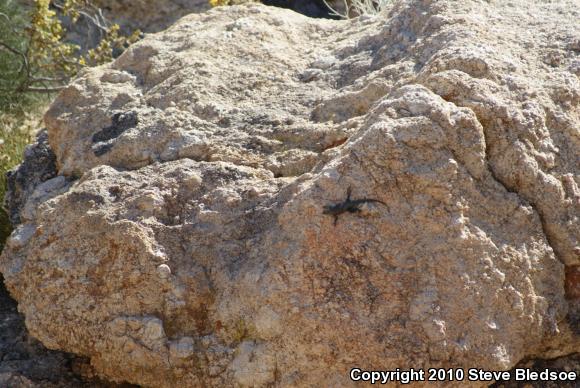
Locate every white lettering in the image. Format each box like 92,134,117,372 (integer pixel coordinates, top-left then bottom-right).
350,368,361,381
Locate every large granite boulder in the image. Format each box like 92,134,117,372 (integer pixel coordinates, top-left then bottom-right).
1,1,578,386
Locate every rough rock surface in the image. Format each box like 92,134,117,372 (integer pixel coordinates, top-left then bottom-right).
1,0,579,386
4,131,58,226
0,274,136,387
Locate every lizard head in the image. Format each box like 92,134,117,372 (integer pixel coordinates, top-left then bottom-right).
322,204,335,214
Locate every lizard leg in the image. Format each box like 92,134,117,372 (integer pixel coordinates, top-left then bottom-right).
334,215,339,226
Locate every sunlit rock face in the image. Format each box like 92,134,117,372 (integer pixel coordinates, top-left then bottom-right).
2,1,578,386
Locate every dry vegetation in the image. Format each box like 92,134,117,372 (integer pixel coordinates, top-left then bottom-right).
0,0,139,251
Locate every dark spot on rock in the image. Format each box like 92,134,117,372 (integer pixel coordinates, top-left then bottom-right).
91,111,138,157
92,111,138,146
68,192,106,206
262,0,340,19
93,143,114,157
112,46,124,59
4,130,58,225
108,186,121,198
322,137,348,151
218,116,231,127
565,265,580,300
93,111,138,143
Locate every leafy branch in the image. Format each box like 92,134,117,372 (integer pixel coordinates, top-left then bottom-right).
0,0,140,106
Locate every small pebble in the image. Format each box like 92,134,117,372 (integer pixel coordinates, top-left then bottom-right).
157,264,171,279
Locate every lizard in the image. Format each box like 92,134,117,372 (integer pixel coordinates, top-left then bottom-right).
322,187,387,226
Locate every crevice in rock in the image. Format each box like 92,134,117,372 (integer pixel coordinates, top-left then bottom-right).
429,93,568,267
262,0,341,19
479,123,566,267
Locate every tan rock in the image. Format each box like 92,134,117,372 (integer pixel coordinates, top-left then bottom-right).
2,1,578,387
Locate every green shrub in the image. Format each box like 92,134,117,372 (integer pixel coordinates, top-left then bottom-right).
0,0,140,252
0,0,41,109
0,0,140,110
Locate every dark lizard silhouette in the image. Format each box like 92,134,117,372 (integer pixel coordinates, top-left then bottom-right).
323,187,386,226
